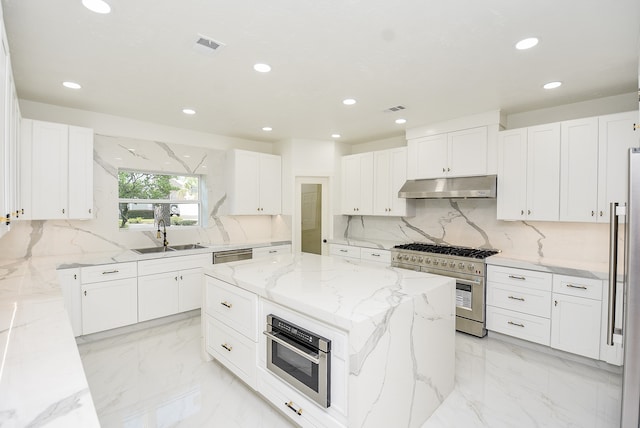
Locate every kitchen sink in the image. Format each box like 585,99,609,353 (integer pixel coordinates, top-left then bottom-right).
132,246,176,254
132,244,206,254
169,244,207,251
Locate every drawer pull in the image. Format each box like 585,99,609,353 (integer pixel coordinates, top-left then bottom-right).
221,343,232,352
508,275,526,280
285,401,303,416
566,284,587,290
102,270,119,275
220,301,232,309
339,249,348,253
269,250,277,253
371,253,380,257
508,321,525,328
508,295,525,301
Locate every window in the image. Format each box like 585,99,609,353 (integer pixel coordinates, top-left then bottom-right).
118,170,202,229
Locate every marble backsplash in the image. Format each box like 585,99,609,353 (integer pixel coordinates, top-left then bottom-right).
334,199,614,267
0,135,289,261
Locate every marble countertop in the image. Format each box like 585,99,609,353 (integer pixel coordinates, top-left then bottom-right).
205,252,455,331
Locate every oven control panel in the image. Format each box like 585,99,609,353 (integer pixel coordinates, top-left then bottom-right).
391,250,486,276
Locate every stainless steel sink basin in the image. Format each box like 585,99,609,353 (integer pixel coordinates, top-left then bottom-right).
170,244,207,251
132,246,176,254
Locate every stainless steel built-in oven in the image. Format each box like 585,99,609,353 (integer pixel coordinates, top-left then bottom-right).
264,314,331,408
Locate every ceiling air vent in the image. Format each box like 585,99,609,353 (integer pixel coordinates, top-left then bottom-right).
193,34,225,55
384,105,406,112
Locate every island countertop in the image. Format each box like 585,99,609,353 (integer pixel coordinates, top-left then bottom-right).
204,252,455,331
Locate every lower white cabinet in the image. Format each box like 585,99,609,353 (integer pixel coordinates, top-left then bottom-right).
329,243,361,259
138,272,180,322
329,243,391,264
252,244,292,258
57,268,82,337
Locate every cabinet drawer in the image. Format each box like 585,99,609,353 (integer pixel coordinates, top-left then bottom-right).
206,277,257,340
206,316,257,389
487,306,551,346
330,244,360,259
252,245,291,258
138,254,209,276
487,265,552,292
360,248,391,264
80,262,137,283
552,274,602,300
487,282,551,318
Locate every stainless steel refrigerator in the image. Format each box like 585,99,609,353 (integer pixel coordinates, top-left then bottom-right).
617,147,640,427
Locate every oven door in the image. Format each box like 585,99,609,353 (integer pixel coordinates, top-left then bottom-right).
264,327,331,408
455,277,484,323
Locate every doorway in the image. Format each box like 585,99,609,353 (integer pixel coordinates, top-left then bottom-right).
294,177,330,255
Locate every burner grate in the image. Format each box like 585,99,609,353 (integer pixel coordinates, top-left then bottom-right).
393,243,499,259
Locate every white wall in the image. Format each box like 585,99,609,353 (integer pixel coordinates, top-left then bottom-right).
506,92,637,129
350,135,406,154
20,100,274,153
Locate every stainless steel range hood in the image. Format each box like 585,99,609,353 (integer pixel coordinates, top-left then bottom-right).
398,175,497,199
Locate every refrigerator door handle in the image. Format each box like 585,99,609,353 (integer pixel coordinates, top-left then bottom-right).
607,202,619,346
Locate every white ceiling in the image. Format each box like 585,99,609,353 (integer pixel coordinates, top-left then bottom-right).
2,0,639,144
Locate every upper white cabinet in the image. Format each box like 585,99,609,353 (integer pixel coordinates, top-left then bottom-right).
407,126,489,179
373,147,414,216
226,149,281,215
497,123,561,221
20,119,94,220
341,152,373,215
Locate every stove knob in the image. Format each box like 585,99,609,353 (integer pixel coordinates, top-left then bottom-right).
449,261,455,268
418,257,424,263
433,260,439,266
411,256,416,262
458,263,464,269
467,264,474,271
425,258,431,264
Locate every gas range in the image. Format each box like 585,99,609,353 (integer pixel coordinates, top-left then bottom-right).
391,243,499,277
391,243,500,338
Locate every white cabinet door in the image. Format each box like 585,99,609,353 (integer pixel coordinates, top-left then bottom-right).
0,30,7,239
373,148,411,216
448,126,488,177
179,268,203,312
341,152,373,215
551,293,601,359
31,121,69,219
138,271,180,322
560,117,599,222
597,111,639,222
81,278,138,335
408,134,447,179
388,147,412,216
258,153,281,215
526,123,561,221
58,268,82,337
497,128,528,220
68,126,94,219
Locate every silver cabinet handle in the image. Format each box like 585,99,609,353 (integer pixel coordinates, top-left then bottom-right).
339,249,348,252
591,210,595,216
508,321,525,328
371,253,380,257
508,295,525,301
102,270,119,275
508,275,526,280
220,301,232,309
269,250,277,254
263,331,320,364
221,343,232,352
566,284,587,290
285,401,303,416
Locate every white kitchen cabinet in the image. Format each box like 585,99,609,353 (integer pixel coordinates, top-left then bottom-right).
497,123,560,221
373,147,414,216
80,262,138,335
341,152,373,215
329,243,361,259
226,149,281,215
252,244,291,258
57,268,82,337
20,119,94,220
550,275,602,359
137,254,209,321
407,126,488,179
596,111,639,222
559,118,599,222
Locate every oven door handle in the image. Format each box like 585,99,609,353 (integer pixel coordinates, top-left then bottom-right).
263,331,321,364
455,278,481,287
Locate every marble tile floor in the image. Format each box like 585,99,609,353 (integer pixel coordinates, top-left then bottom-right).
78,316,622,428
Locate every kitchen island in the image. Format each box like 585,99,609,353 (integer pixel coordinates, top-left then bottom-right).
204,252,455,428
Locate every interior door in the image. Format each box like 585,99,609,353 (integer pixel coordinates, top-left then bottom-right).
295,177,330,255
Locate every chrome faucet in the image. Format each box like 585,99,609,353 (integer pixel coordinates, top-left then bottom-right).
157,218,169,248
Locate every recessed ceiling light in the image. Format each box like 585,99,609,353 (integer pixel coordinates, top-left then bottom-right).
342,98,356,106
515,37,539,50
62,81,82,89
182,108,196,115
543,81,562,89
115,157,122,161
254,63,271,73
262,127,273,131
183,155,191,158
128,148,135,152
395,118,407,124
331,134,341,138
82,0,111,14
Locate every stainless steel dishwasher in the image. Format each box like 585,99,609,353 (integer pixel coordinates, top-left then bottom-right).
212,248,253,264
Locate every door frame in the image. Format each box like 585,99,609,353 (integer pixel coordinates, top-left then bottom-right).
294,176,331,255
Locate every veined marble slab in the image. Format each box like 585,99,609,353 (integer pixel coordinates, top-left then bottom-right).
205,253,456,427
